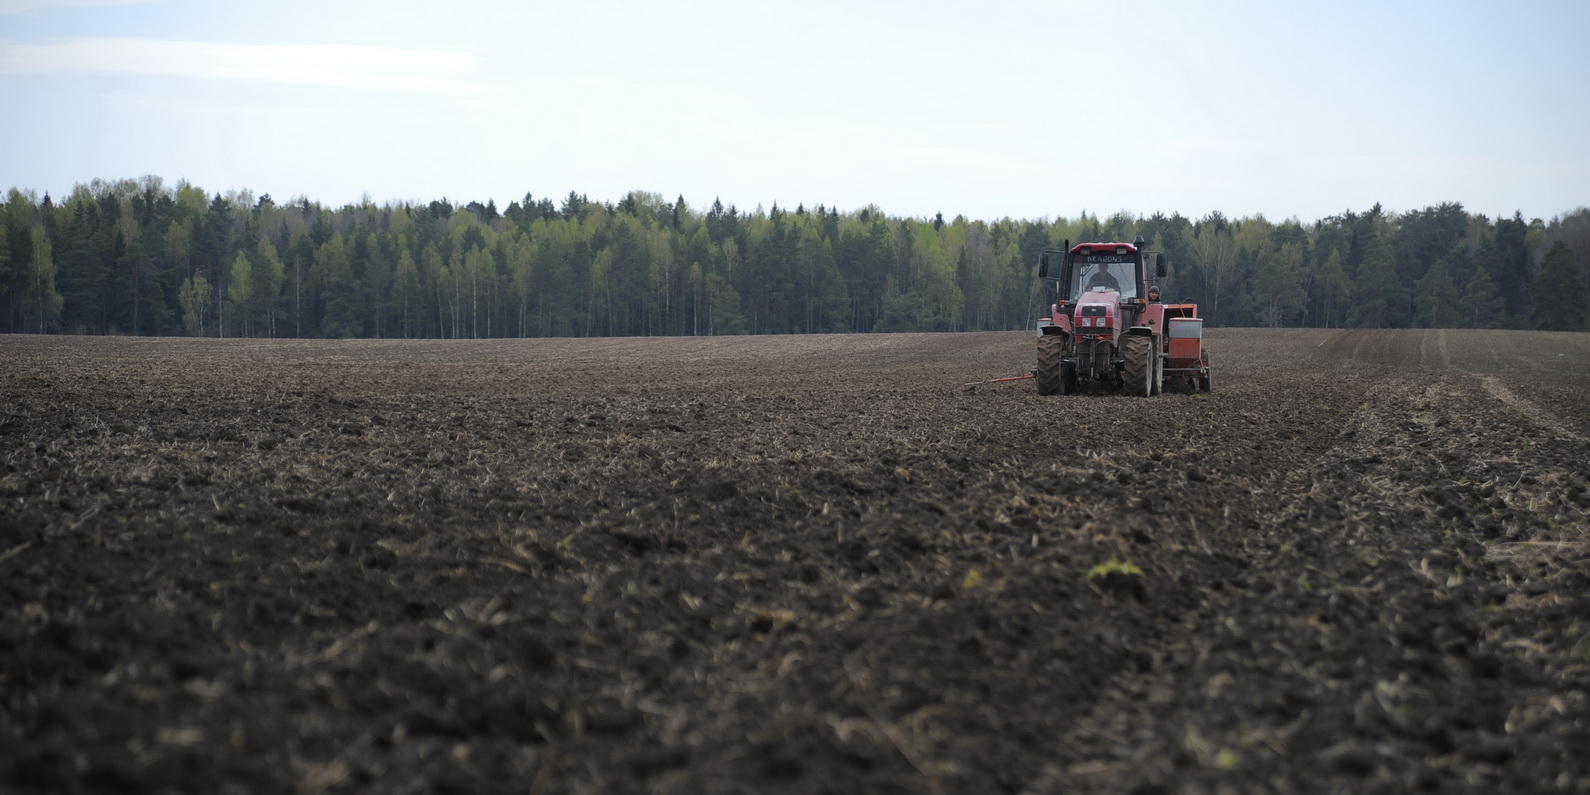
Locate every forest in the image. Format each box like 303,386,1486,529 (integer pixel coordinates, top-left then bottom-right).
2,176,1587,338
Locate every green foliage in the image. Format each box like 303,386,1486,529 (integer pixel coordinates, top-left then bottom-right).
1529,241,1589,331
705,272,747,335
227,252,254,336
1086,556,1143,579
1461,265,1506,328
1347,236,1404,328
317,234,363,338
1248,241,1308,327
179,273,212,336
1413,255,1461,328
0,222,10,296
1490,212,1535,318
1188,223,1237,325
253,235,285,337
26,225,63,333
0,179,1583,338
1312,250,1350,328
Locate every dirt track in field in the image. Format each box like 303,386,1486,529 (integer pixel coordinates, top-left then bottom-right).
2,328,1589,794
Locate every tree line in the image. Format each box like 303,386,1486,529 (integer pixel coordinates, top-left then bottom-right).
2,177,1587,338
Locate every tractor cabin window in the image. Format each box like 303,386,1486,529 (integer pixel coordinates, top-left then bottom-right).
1071,260,1137,301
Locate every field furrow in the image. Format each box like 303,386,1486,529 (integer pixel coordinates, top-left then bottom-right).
2,329,1587,793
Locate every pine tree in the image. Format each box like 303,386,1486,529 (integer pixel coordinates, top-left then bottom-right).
1461,265,1505,328
705,273,746,335
1529,241,1588,330
1413,256,1461,328
1250,242,1307,327
318,234,363,337
1348,238,1403,328
1490,212,1533,318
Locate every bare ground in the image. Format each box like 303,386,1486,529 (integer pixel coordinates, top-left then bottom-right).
2,328,1588,794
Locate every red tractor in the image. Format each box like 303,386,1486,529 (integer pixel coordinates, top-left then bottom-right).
1035,236,1210,395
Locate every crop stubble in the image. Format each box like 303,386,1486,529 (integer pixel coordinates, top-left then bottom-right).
1,329,1588,793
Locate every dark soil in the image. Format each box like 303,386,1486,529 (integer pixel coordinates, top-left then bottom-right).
2,328,1588,794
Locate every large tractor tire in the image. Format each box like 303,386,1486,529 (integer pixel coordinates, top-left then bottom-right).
1036,335,1065,396
1122,334,1153,397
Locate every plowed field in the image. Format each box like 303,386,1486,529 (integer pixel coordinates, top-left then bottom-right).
3,329,1588,794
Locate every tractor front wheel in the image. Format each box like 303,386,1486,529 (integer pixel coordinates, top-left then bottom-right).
1036,335,1065,395
1122,334,1154,397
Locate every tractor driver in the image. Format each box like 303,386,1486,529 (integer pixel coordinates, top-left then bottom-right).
1085,264,1121,293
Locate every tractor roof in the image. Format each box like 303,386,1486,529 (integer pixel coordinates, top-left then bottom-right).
1070,242,1139,255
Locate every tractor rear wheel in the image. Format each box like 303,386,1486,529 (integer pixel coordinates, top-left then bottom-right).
1036,335,1064,395
1122,335,1153,397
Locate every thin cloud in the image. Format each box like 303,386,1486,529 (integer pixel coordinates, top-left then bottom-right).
0,0,160,13
0,37,481,94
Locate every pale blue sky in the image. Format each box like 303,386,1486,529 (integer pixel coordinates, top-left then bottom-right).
2,0,1585,222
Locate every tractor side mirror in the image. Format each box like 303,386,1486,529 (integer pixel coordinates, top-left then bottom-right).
1039,252,1051,279
1155,253,1167,278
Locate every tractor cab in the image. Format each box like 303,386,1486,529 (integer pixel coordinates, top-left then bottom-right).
1038,237,1163,333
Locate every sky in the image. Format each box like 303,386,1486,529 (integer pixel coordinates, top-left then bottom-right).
1,0,1586,223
